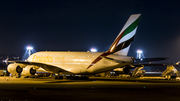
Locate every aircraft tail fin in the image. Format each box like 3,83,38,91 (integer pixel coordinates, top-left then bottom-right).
107,14,141,56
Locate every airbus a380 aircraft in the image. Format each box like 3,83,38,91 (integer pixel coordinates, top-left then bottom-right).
7,14,141,77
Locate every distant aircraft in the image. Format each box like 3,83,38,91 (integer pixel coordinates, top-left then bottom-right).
7,14,165,79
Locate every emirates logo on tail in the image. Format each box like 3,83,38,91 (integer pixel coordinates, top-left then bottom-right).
87,14,141,70
107,14,141,55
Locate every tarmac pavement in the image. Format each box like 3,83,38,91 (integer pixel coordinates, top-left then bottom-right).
0,77,180,101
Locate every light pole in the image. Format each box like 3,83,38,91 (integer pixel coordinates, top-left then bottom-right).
137,49,144,59
27,46,33,57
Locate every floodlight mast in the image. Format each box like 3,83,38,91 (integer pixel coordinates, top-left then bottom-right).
23,46,36,60
27,46,33,57
137,49,144,59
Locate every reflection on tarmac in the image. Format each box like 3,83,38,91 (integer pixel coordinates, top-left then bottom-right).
44,77,180,83
0,77,180,101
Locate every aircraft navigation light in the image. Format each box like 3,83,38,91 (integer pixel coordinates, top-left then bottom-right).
90,48,97,52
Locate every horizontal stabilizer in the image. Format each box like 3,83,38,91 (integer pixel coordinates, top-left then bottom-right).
100,56,126,63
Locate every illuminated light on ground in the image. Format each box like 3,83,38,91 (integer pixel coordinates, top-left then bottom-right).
23,46,36,60
137,49,142,54
27,46,33,50
90,48,97,52
27,46,33,56
136,49,145,59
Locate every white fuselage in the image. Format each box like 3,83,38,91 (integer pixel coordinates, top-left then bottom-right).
27,51,133,74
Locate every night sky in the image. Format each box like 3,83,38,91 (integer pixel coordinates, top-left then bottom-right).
1,0,180,61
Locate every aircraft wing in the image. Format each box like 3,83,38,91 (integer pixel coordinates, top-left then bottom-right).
100,56,167,64
100,56,168,68
131,57,168,67
121,63,167,70
132,63,166,67
134,58,168,62
11,61,72,74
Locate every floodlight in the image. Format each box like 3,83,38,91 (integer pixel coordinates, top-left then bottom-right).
137,50,142,53
23,46,36,60
90,48,97,52
27,46,33,50
136,49,145,59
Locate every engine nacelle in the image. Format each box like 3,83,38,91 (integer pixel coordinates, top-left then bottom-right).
7,63,25,74
21,66,36,76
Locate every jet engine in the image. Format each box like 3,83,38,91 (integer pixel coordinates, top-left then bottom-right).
21,65,36,76
7,63,26,74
